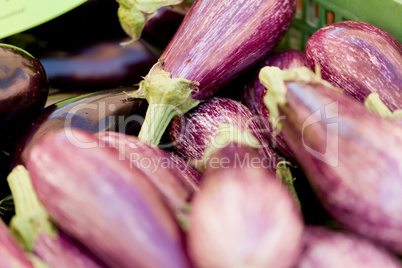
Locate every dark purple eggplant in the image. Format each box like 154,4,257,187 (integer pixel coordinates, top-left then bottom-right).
305,21,402,111
26,129,191,268
0,218,34,268
141,2,192,52
7,165,107,268
259,66,402,253
131,0,297,144
95,131,200,217
169,97,284,172
11,87,147,167
188,142,304,267
39,38,158,92
242,50,307,115
0,43,49,136
296,226,402,268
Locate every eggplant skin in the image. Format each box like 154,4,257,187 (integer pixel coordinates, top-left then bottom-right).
305,21,402,111
277,78,402,253
169,97,283,170
242,50,307,115
0,43,49,136
0,220,34,268
188,144,303,268
26,129,191,268
39,38,158,91
11,87,147,167
162,0,297,100
296,226,402,268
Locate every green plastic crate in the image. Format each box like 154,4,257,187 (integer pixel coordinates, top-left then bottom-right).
281,0,402,50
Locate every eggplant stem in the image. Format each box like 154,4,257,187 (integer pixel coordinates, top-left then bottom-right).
276,161,301,210
135,60,200,145
364,93,402,121
7,165,57,251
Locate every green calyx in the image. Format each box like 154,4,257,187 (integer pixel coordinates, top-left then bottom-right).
132,60,200,145
7,165,57,252
364,93,402,121
275,161,301,210
259,66,329,134
193,124,261,173
116,0,183,45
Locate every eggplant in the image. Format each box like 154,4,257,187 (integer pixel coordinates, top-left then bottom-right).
11,87,147,167
242,49,307,115
0,218,34,268
188,142,304,268
243,50,307,162
296,226,402,268
26,129,191,268
95,131,200,217
169,97,284,172
141,2,192,52
8,165,107,268
259,66,402,253
0,43,49,137
305,21,402,111
39,38,158,92
131,0,297,144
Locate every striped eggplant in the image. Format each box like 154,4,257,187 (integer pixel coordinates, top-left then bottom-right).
259,66,402,253
250,50,307,163
296,226,402,268
26,129,191,268
11,87,147,167
8,165,107,268
188,142,304,268
305,21,402,111
131,0,297,144
169,97,283,172
242,49,307,115
95,131,200,216
0,218,34,268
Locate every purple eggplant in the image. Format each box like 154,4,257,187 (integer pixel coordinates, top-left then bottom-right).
242,50,307,115
141,2,192,51
188,142,304,267
0,43,49,136
305,21,402,111
296,226,402,268
95,131,200,217
131,0,297,144
26,129,191,268
7,165,107,268
11,87,147,167
169,97,283,172
0,218,34,268
39,38,158,91
259,66,402,253
243,50,307,162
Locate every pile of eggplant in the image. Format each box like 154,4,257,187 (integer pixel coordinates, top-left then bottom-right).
1,0,402,267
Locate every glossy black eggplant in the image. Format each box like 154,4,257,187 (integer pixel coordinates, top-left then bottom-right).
39,38,158,92
8,165,107,268
169,97,283,172
132,0,297,144
296,226,402,268
11,87,147,166
188,143,304,267
259,66,402,253
27,129,191,268
141,2,192,52
0,43,49,136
